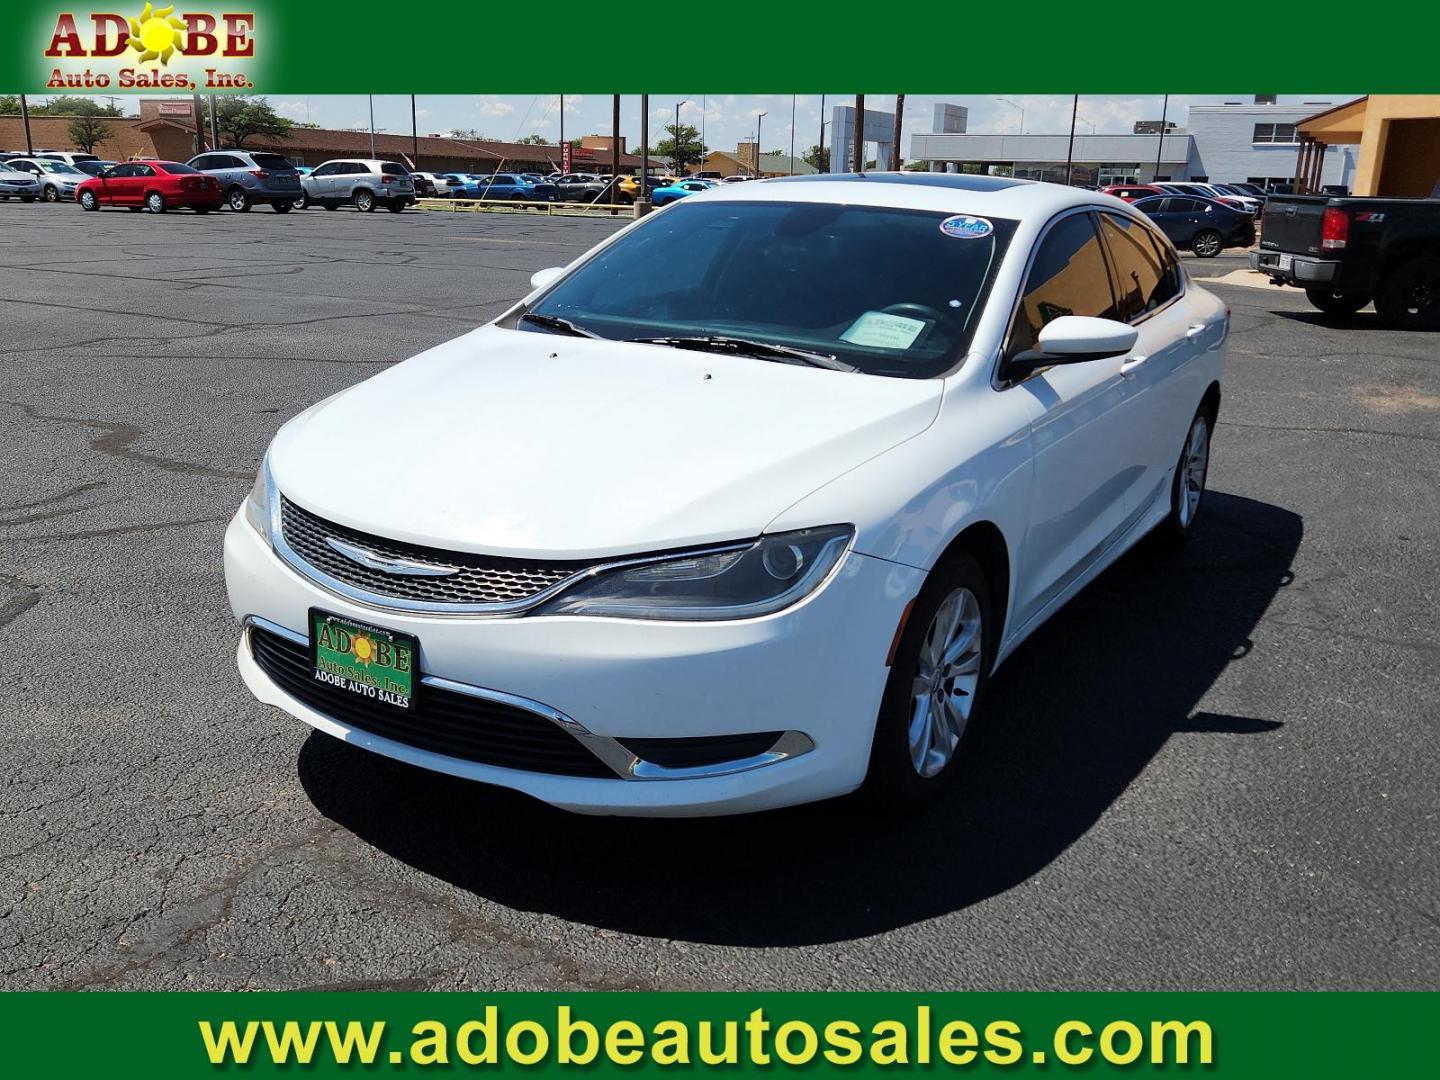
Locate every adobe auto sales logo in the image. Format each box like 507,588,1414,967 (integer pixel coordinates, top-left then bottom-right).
42,4,258,92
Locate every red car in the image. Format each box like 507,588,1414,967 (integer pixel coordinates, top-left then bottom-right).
1102,183,1167,203
76,160,223,214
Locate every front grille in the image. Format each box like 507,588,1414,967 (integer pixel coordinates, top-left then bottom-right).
279,497,591,608
250,626,617,778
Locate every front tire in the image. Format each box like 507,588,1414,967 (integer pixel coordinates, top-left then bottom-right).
354,189,376,212
79,190,99,211
227,187,251,212
1374,255,1440,330
1305,289,1370,316
146,191,166,214
1191,229,1223,258
1153,406,1213,549
865,550,993,807
43,185,60,203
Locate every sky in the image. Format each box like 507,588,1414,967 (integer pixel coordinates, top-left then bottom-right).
40,92,1352,156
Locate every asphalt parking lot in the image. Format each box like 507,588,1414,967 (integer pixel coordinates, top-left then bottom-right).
1,201,1436,990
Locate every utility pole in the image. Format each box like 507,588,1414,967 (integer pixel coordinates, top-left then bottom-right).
818,93,826,173
208,95,218,151
368,95,376,158
639,94,650,215
558,94,564,172
191,93,204,156
611,94,621,209
890,93,904,171
789,94,796,175
19,94,32,154
755,111,766,176
852,94,865,173
701,94,706,156
411,94,419,170
1154,94,1169,181
674,100,687,172
1064,93,1078,185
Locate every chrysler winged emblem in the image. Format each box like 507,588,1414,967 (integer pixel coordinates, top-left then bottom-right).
325,536,459,578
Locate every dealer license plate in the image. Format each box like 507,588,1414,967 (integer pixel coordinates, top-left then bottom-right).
309,609,416,710
1277,254,1294,273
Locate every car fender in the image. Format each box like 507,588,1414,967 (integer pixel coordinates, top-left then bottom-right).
765,369,1034,648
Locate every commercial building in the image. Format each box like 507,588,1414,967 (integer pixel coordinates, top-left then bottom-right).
0,99,656,175
697,143,817,177
909,97,1362,189
1295,95,1440,196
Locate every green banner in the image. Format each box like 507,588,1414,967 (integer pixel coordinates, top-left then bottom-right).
1,1,1434,93
0,993,1434,1076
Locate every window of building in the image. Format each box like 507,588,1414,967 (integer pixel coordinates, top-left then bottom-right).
1252,123,1298,144
1098,164,1142,187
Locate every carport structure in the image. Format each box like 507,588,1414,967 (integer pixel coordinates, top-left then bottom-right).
1296,95,1440,196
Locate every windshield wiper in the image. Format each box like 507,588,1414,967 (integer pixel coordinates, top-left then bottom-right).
630,335,854,371
520,312,600,338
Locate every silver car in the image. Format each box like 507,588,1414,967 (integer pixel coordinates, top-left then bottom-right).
4,158,85,202
299,159,415,213
0,166,41,203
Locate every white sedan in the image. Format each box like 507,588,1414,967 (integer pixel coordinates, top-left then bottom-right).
225,174,1227,816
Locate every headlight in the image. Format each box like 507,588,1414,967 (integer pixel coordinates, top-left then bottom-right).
536,525,853,621
243,457,271,538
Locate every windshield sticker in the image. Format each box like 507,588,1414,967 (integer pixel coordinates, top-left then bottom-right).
840,311,927,350
939,214,993,239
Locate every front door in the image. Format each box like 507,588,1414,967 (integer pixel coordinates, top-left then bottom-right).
1005,210,1140,628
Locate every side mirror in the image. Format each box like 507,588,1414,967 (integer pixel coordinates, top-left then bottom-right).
1005,316,1138,380
529,266,564,291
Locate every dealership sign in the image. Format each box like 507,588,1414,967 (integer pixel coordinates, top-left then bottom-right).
37,4,264,92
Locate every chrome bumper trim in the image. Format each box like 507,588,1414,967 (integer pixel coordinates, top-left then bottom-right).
241,615,814,782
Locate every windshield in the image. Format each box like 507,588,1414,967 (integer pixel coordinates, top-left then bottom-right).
520,200,1016,378
40,161,84,174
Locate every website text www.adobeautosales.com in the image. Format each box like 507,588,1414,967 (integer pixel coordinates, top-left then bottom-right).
199,1006,1214,1069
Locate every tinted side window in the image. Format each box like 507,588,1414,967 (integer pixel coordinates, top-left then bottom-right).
109,164,136,178
1132,197,1164,213
1098,213,1171,321
381,163,409,176
1145,228,1182,307
1008,213,1117,357
132,165,154,177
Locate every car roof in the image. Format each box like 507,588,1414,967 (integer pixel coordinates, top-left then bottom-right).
699,171,1119,219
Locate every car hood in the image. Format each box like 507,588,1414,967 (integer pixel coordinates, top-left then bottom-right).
270,326,941,559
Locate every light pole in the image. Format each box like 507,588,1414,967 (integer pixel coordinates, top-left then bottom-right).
997,97,1024,135
674,99,689,173
368,94,376,158
789,95,796,175
755,111,766,176
1154,94,1169,181
818,93,826,173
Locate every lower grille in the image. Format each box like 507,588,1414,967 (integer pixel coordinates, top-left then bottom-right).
249,626,617,779
618,732,783,769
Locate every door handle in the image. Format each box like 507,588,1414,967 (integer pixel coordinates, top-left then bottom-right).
1186,323,1206,338
1120,354,1150,376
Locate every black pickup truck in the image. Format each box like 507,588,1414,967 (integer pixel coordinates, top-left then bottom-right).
1250,193,1440,328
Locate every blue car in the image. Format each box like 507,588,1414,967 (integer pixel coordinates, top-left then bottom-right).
650,178,718,206
465,173,558,202
1131,194,1256,258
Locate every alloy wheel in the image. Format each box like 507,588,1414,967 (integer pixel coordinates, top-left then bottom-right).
147,193,164,213
44,186,59,202
908,587,983,778
1193,231,1221,258
1178,415,1210,528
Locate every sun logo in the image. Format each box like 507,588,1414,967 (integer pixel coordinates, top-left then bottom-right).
350,634,376,666
126,3,188,65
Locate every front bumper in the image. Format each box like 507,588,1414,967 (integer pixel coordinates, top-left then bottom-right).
224,512,921,815
1250,249,1340,285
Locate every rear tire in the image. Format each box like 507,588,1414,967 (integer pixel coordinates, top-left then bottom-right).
1374,255,1440,330
1152,405,1214,549
20,195,35,203
1305,289,1370,316
272,200,292,214
1190,229,1223,258
79,190,99,211
354,189,376,212
227,187,251,212
864,549,994,808
145,191,166,214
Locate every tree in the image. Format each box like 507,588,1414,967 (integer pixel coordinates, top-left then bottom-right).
32,96,125,117
802,144,826,170
516,134,553,146
654,123,706,173
214,96,295,148
67,115,110,153
0,96,19,115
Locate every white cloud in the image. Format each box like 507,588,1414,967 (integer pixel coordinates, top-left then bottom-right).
477,96,515,119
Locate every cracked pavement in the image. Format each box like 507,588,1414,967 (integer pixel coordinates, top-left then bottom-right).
0,206,1436,990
